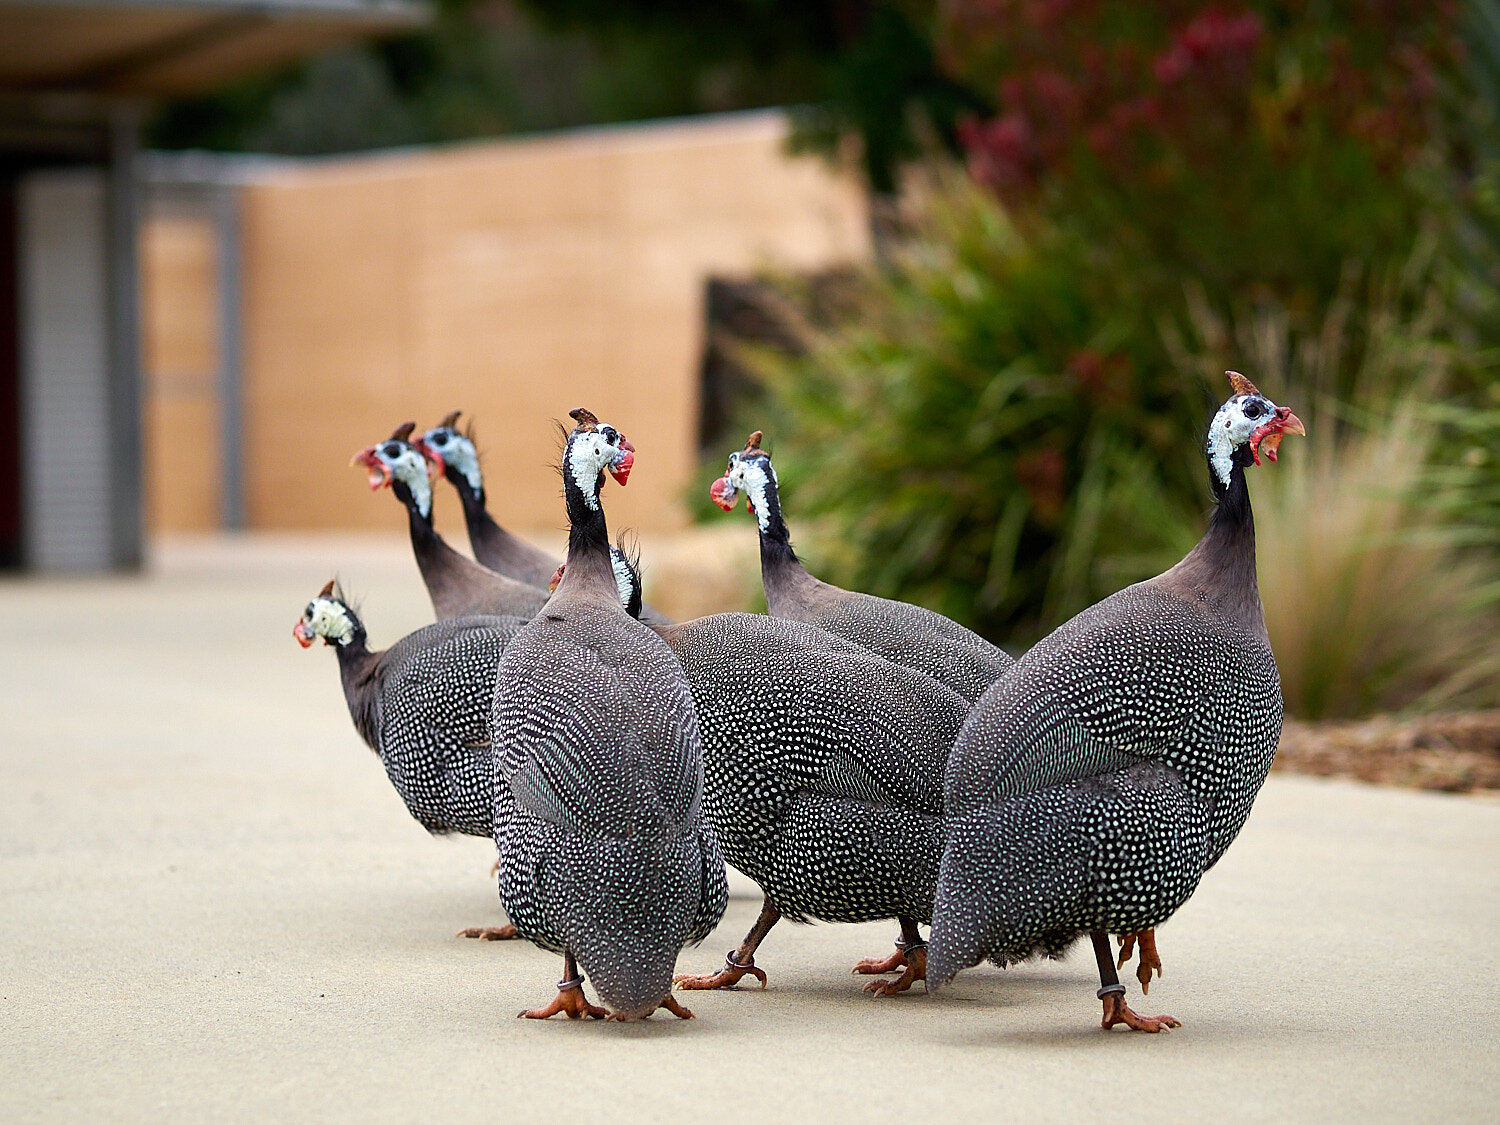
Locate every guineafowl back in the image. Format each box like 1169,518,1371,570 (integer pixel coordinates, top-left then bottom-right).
659,612,969,923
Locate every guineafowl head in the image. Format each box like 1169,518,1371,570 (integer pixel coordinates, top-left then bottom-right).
418,412,484,499
1206,371,1306,491
293,580,357,648
351,424,444,518
563,407,634,509
710,430,779,533
546,541,643,617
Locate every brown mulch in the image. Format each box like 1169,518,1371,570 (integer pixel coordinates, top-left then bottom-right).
1273,711,1500,794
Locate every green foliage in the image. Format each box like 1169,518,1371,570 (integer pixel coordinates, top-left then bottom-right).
737,177,1209,644
1257,399,1500,718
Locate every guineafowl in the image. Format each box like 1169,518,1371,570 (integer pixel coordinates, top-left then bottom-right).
491,409,726,1021
926,372,1305,1033
294,580,525,839
293,561,648,942
649,611,969,996
420,412,674,624
711,431,1013,702
351,425,547,620
418,412,561,589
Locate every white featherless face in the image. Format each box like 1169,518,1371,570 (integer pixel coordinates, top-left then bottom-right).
422,427,483,494
1207,393,1279,487
567,423,630,510
300,597,354,646
375,440,435,518
724,452,776,534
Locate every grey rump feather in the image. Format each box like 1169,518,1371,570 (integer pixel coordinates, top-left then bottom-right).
653,612,969,926
490,417,725,1017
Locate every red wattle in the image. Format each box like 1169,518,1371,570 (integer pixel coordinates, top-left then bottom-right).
608,449,635,486
709,476,736,511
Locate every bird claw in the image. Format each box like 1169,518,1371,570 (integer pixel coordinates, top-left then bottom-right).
518,983,608,1020
853,946,908,975
457,925,518,941
1116,930,1163,994
1100,991,1181,1033
861,946,926,998
673,952,767,991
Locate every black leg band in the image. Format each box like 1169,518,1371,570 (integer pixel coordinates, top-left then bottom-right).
1097,983,1126,1000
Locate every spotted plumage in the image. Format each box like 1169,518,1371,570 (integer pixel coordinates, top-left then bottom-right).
294,584,527,837
656,612,968,927
712,431,1014,702
927,374,1304,1030
490,410,726,1019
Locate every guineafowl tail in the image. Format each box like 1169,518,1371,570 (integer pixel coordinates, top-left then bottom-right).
928,793,1101,992
926,805,1013,992
563,834,712,1019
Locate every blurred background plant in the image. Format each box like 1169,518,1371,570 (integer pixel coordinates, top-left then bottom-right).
703,0,1500,718
151,0,1500,718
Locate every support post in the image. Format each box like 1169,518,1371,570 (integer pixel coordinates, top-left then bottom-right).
105,101,143,568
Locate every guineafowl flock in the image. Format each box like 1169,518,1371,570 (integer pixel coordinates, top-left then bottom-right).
294,371,1304,1029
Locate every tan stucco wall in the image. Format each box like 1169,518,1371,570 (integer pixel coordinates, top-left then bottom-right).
226,110,868,538
142,212,221,533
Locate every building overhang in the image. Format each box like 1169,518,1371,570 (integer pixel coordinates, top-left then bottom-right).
0,1,426,99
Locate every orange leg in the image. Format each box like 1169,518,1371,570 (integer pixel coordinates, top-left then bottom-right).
458,925,518,941
674,896,778,991
1090,931,1179,1033
863,945,927,997
855,918,927,997
1117,930,1163,994
1100,991,1181,1033
519,957,608,1020
853,947,907,975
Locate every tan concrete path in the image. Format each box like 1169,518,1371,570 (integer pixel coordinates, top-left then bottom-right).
2,535,1498,1122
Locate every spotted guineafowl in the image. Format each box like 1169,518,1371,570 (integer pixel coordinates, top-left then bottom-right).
926,372,1305,1033
422,412,674,625
711,431,1014,702
418,412,560,589
491,409,726,1021
351,425,547,620
293,562,647,941
294,580,525,839
650,611,969,996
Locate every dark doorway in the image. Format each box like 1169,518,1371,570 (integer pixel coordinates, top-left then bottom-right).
0,172,20,568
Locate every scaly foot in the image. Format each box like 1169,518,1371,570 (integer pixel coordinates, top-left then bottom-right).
1116,930,1163,994
853,945,908,975
458,925,518,941
863,945,926,997
674,950,767,991
518,978,607,1020
1100,991,1180,1033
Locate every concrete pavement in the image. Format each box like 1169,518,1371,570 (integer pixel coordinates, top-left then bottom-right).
2,534,1498,1122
